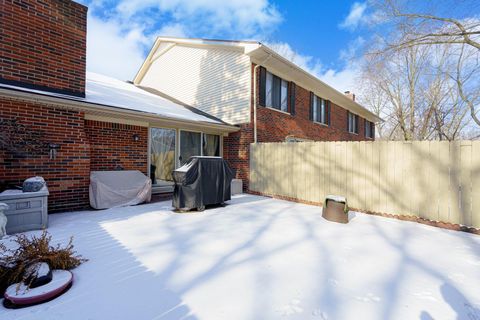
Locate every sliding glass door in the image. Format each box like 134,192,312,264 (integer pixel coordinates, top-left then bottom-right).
150,129,222,185
179,131,221,164
150,128,176,185
179,131,201,165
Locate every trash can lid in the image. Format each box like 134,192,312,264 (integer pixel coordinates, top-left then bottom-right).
325,195,347,203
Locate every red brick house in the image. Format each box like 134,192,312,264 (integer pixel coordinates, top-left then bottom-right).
0,0,379,213
133,38,381,190
0,0,237,212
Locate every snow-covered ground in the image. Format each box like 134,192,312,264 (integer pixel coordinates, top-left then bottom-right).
1,194,480,320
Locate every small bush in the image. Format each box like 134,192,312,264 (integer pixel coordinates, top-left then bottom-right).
0,230,87,293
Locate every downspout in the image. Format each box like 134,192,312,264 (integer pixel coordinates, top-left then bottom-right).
253,54,272,143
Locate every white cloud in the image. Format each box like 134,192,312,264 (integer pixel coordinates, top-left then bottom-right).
157,23,187,38
339,2,382,31
115,0,282,37
340,2,367,30
320,64,361,94
86,15,147,80
266,42,323,77
267,39,365,94
319,37,365,93
82,0,282,80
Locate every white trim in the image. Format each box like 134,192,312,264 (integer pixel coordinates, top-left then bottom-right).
313,121,329,127
150,42,176,64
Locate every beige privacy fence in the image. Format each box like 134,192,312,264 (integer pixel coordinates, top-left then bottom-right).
250,141,480,228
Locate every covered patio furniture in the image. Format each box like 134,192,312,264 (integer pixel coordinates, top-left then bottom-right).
89,170,151,209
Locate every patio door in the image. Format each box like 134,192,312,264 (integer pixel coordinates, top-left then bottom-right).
150,128,176,186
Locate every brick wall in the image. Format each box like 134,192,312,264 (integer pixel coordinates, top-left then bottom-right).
223,123,253,189
0,0,87,97
256,86,369,142
224,63,374,191
0,98,90,212
85,120,148,174
0,98,149,212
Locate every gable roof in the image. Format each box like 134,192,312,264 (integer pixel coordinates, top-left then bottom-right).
0,72,238,132
134,36,381,123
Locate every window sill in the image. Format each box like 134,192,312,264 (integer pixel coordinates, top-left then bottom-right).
265,106,291,116
348,131,359,135
313,121,329,127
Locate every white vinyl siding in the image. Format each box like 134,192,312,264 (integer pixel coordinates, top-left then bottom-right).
139,44,251,125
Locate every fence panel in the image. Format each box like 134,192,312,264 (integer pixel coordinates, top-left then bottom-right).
249,140,480,228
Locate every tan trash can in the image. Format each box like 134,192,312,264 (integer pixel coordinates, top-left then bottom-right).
322,195,349,224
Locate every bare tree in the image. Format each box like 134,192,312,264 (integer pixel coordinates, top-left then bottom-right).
359,42,473,140
370,0,480,127
380,0,480,50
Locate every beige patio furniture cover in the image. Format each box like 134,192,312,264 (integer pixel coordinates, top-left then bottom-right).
89,171,152,209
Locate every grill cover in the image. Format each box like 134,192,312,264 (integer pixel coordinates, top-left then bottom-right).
172,157,234,210
89,170,152,209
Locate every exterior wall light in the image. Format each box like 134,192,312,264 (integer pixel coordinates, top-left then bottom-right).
49,143,60,160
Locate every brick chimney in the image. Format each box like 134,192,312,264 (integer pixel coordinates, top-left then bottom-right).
0,0,87,97
344,91,356,102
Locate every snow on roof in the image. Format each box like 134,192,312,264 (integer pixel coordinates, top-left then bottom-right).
0,72,227,125
85,72,225,124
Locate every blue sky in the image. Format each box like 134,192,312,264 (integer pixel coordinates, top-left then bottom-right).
79,0,379,92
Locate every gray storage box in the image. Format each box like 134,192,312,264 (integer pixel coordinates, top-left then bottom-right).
231,179,243,195
0,186,49,234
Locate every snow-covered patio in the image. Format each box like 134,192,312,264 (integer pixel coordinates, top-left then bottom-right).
1,194,479,320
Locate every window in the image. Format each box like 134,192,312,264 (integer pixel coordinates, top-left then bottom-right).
150,128,176,184
264,70,288,112
203,134,220,156
365,120,374,139
266,71,273,107
310,93,329,125
348,112,359,134
180,131,202,165
180,131,222,164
